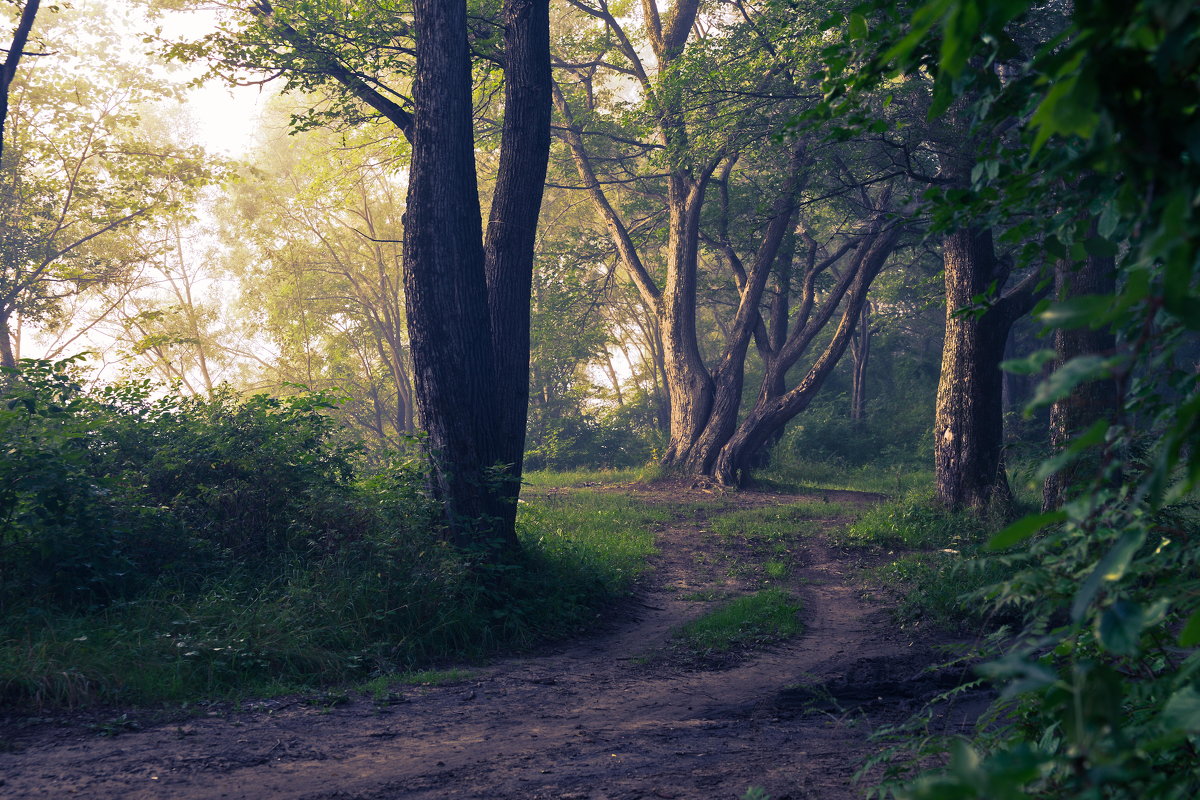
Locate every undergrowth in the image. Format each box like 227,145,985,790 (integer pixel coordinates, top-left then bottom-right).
833,489,1026,633
0,361,665,709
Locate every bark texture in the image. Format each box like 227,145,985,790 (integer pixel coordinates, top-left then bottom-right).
931,226,1044,513
933,228,1014,512
482,0,552,536
403,0,550,551
1041,248,1119,509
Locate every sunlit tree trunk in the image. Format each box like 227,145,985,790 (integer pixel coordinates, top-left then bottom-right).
0,308,15,369
933,227,1015,512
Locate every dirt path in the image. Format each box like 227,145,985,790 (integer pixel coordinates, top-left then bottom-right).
0,486,979,799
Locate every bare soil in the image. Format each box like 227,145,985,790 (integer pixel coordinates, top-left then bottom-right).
0,483,985,800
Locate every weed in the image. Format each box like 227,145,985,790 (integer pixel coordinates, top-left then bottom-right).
522,464,661,487
0,476,665,709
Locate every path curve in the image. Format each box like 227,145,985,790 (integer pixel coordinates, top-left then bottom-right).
0,486,973,800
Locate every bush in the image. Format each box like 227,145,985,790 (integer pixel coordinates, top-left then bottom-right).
0,367,667,707
0,359,391,612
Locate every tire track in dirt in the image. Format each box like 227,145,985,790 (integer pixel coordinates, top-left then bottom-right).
0,486,970,800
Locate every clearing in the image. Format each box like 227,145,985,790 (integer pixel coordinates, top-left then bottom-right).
0,483,983,799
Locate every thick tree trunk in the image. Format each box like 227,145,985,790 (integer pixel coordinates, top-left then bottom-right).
404,0,550,553
661,179,716,467
933,227,1014,512
482,0,552,534
1042,248,1118,509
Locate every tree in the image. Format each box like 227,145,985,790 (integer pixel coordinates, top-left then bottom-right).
222,112,417,448
184,0,552,551
0,1,210,368
1040,239,1118,510
0,0,39,169
551,0,910,485
816,0,1200,794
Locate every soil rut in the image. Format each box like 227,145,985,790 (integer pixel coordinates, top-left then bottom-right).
0,486,976,799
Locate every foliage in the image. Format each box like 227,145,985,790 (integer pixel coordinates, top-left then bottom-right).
0,362,666,708
808,0,1200,796
0,357,386,611
223,103,416,451
0,1,213,364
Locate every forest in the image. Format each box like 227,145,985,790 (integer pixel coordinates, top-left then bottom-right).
0,0,1197,798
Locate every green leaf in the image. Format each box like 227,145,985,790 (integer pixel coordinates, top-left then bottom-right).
1000,348,1057,375
1179,609,1200,647
1163,686,1200,732
848,13,868,40
1096,600,1144,656
940,0,980,78
1071,529,1146,622
1030,355,1121,410
988,510,1066,551
1034,420,1109,479
880,0,952,68
1029,70,1100,153
1037,294,1114,329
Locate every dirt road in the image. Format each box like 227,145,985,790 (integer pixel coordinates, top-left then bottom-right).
0,486,979,799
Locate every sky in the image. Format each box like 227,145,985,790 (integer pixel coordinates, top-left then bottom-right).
153,7,270,158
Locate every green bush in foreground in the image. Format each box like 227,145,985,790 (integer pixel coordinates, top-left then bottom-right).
0,361,663,708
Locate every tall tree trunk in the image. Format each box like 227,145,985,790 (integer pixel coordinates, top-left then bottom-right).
933,227,1017,512
0,1,40,170
481,0,552,535
404,0,550,552
1042,247,1119,509
661,177,716,467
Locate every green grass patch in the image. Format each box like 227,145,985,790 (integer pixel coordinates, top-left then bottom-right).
757,458,935,496
673,588,802,655
831,491,1027,633
360,668,472,698
0,488,666,710
710,501,857,542
522,464,662,487
830,490,987,551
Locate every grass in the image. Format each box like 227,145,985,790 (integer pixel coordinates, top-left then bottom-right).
360,669,472,699
522,464,663,487
709,501,859,542
757,457,935,496
0,486,666,710
829,488,1032,633
672,588,802,655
